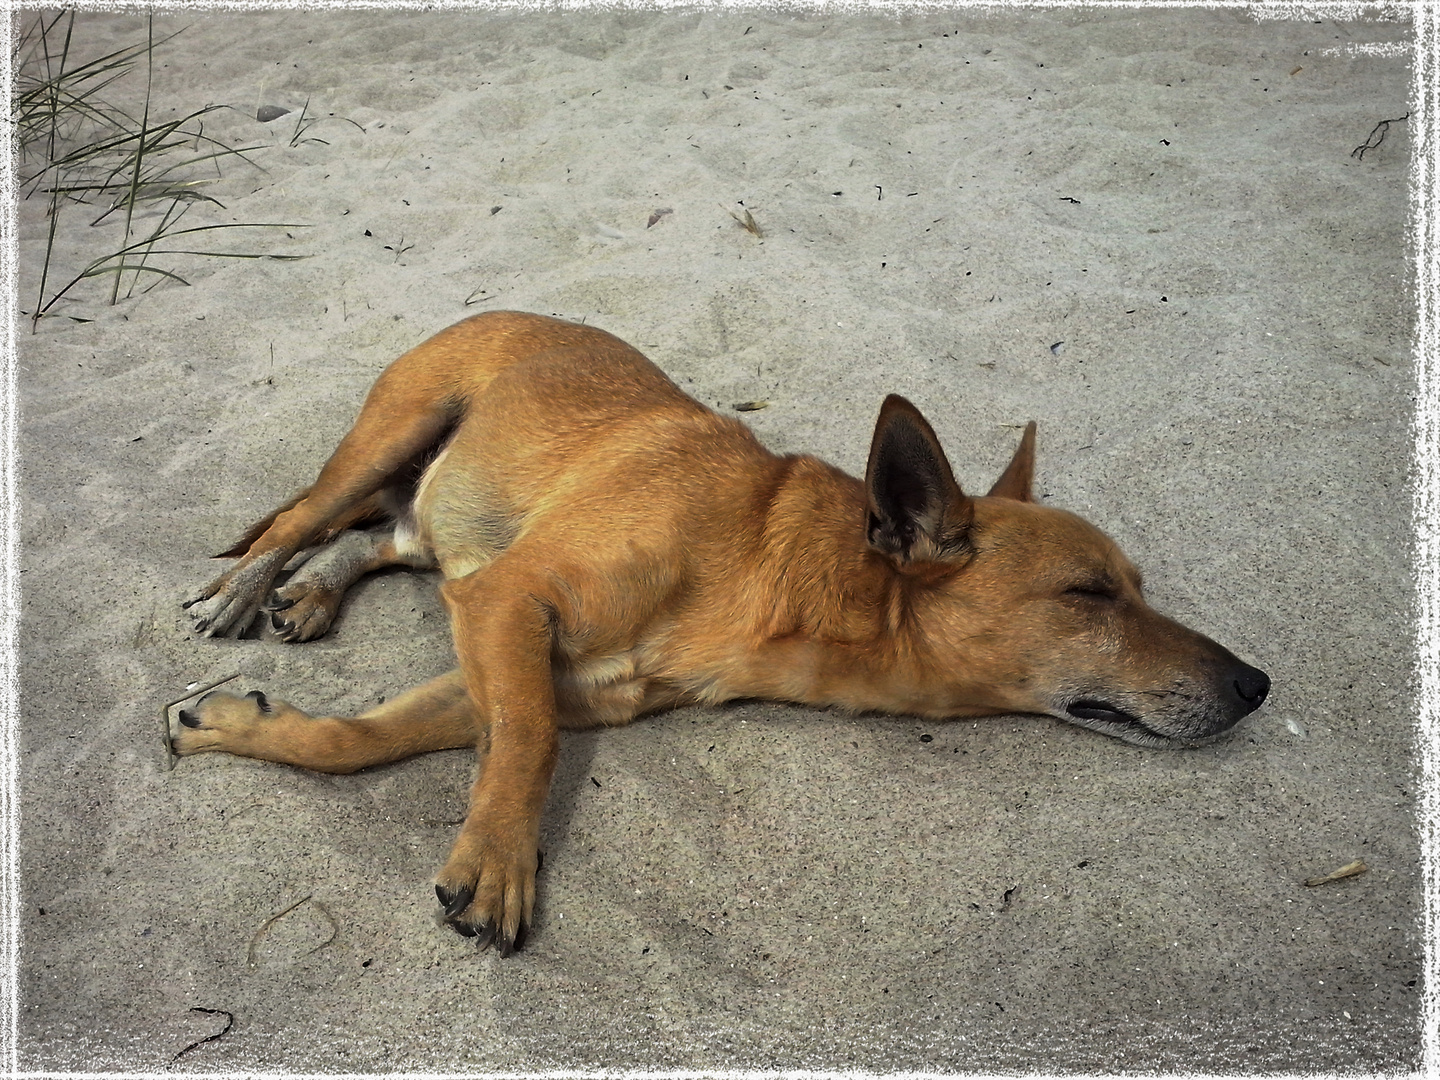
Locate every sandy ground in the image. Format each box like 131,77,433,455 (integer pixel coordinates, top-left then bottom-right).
12,6,1421,1072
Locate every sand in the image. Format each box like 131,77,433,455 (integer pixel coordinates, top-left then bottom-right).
12,5,1421,1072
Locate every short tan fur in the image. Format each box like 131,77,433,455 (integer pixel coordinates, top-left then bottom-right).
177,311,1270,955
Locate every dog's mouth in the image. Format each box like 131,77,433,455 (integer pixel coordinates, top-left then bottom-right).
1066,699,1140,725
1062,698,1189,748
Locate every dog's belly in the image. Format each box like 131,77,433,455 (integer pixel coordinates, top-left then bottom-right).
398,441,518,580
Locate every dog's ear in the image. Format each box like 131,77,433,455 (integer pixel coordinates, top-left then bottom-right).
986,421,1037,502
864,395,974,562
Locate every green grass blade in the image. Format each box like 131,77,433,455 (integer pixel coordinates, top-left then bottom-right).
20,14,305,321
110,15,155,305
78,263,191,286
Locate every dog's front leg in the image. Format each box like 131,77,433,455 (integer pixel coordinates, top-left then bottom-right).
433,568,559,955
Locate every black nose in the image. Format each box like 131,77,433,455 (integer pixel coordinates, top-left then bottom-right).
1232,664,1271,713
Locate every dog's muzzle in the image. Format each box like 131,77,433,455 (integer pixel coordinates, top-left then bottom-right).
1062,659,1272,748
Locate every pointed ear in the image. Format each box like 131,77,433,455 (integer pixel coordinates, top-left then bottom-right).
986,421,1037,502
864,395,974,562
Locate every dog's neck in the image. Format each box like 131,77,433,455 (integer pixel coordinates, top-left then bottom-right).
727,453,1004,718
752,455,891,639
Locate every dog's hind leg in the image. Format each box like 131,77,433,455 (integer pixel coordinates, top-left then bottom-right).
186,361,458,637
265,528,438,642
172,669,479,773
186,311,618,637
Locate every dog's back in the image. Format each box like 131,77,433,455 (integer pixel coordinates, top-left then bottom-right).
406,313,785,584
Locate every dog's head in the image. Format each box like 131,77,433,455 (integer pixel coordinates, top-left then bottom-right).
864,395,1269,747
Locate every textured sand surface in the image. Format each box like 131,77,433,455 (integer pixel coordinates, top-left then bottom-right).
14,7,1419,1071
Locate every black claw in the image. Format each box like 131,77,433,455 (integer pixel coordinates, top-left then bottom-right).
536,850,544,873
181,598,199,610
448,919,477,938
436,883,474,919
475,921,498,952
245,690,271,712
178,710,201,728
193,618,211,633
498,933,515,958
270,611,289,632
512,922,528,952
267,594,295,612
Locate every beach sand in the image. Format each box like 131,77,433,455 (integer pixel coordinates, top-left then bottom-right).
13,6,1419,1071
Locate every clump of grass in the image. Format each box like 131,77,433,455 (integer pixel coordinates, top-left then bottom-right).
15,12,307,330
287,95,366,148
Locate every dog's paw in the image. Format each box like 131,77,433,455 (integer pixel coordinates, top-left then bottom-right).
172,689,282,757
184,590,258,639
184,549,287,638
265,583,342,643
434,830,541,956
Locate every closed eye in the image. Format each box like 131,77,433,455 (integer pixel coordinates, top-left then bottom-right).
1064,584,1118,601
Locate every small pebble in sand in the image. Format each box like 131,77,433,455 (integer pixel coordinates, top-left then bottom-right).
256,105,292,122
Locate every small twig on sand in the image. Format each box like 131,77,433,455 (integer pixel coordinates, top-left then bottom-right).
310,900,340,952
247,895,337,965
1303,858,1367,886
247,894,312,966
169,1007,233,1065
160,672,240,770
1351,113,1408,160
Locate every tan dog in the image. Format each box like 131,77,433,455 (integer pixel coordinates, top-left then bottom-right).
176,311,1270,955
